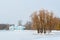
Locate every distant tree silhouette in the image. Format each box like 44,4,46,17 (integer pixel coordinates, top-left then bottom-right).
24,21,32,30
18,20,22,26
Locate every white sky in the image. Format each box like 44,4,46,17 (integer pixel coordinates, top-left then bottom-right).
0,0,60,25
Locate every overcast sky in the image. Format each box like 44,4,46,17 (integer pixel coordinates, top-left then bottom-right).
0,0,60,25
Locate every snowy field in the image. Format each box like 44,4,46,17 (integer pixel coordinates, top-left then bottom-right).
0,30,60,40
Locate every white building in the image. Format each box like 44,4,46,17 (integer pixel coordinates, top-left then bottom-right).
9,25,25,31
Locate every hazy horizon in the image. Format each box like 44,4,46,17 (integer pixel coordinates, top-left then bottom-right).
0,0,60,25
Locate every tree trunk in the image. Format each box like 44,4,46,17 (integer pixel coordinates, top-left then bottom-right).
37,29,40,33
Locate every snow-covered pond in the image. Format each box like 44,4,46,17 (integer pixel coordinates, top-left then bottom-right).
0,30,60,40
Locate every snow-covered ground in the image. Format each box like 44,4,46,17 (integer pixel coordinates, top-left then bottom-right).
33,30,60,40
0,30,60,40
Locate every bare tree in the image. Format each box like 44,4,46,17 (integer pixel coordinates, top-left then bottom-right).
18,20,22,26
24,21,32,30
31,9,58,34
